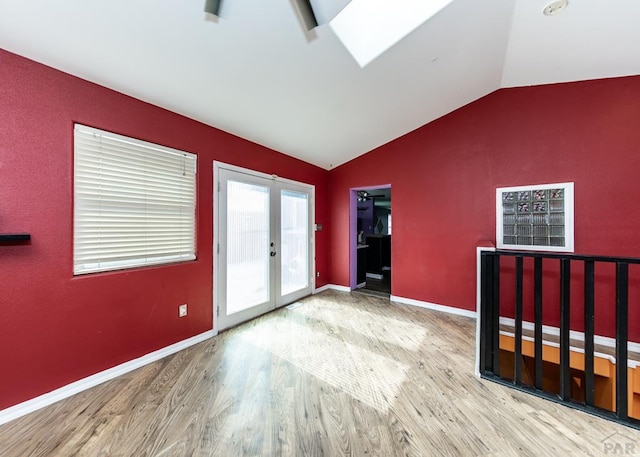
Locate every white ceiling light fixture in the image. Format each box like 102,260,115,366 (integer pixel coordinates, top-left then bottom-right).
543,0,569,16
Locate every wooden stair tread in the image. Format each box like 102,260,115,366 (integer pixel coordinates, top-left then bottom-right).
499,322,640,366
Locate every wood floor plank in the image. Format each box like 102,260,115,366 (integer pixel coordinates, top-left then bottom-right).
1,289,639,456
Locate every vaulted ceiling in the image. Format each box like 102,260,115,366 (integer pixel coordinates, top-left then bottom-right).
1,0,639,169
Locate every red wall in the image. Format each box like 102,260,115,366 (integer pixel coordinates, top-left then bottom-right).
0,50,329,410
328,75,640,338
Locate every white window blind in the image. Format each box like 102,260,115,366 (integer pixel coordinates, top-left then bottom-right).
74,124,196,275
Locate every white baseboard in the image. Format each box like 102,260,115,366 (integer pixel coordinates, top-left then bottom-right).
390,295,477,319
314,284,351,294
314,287,477,319
0,330,215,426
366,273,383,280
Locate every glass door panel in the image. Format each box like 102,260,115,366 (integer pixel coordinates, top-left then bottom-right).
226,180,270,314
280,189,309,296
217,168,275,331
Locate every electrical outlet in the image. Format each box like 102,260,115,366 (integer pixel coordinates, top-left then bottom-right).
316,271,320,278
179,304,187,318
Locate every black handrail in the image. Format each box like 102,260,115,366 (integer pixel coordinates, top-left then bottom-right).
490,249,640,264
479,249,640,429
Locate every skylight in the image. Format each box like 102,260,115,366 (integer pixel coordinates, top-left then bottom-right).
329,0,455,67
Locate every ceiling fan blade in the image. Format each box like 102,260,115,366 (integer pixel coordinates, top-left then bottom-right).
204,0,222,16
294,0,319,31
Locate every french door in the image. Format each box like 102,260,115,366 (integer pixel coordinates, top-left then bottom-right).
215,164,313,331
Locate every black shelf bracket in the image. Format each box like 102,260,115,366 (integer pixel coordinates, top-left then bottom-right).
0,234,31,243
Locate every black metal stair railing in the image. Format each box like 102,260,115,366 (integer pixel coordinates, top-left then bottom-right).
479,250,640,428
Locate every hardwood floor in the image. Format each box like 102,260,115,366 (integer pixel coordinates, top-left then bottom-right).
1,290,638,456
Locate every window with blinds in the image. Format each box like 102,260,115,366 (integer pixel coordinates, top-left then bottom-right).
74,124,197,275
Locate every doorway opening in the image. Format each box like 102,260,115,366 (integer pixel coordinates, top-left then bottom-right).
350,185,391,298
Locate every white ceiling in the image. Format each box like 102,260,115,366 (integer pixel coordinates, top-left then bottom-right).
1,0,639,170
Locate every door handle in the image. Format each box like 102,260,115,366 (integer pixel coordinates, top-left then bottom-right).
270,251,277,257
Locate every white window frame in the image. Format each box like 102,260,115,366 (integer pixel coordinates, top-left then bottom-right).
74,124,197,275
496,182,574,252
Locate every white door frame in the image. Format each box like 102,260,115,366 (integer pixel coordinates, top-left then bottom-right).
213,161,316,333
349,184,391,290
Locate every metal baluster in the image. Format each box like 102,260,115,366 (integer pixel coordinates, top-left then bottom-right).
584,260,595,407
559,258,571,401
616,262,629,420
514,256,523,385
534,257,543,390
492,254,501,376
480,252,492,374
